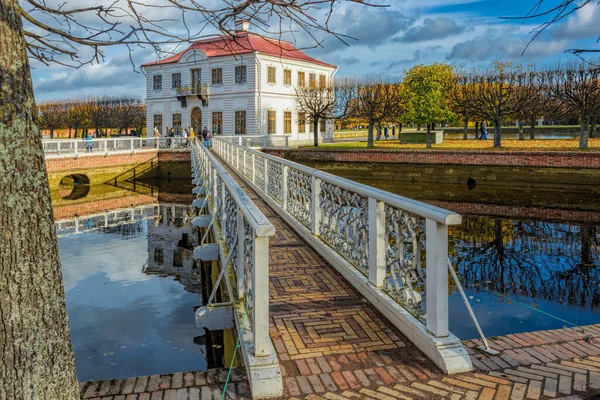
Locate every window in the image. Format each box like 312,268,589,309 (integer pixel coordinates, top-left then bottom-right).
235,65,247,83
172,113,182,135
298,112,306,134
268,110,277,134
153,114,162,134
309,73,316,88
284,69,292,86
320,119,326,133
171,73,181,89
267,66,276,84
153,247,164,264
235,111,246,135
191,69,202,89
283,111,292,134
153,75,162,90
212,112,223,135
298,71,305,87
319,75,327,88
212,68,223,85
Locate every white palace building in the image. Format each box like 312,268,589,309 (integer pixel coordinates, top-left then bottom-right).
142,21,337,141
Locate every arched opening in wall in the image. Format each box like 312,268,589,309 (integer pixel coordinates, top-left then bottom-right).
467,178,477,190
59,174,91,200
190,107,202,135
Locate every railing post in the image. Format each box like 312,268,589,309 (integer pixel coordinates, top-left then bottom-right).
251,154,256,183
310,176,321,235
282,165,288,210
236,210,245,299
263,158,269,193
253,235,270,357
104,139,108,155
238,137,242,146
425,219,449,338
130,138,134,152
263,136,267,148
74,140,79,156
220,183,227,240
242,150,246,176
285,136,289,148
368,198,386,287
156,137,160,150
236,147,240,170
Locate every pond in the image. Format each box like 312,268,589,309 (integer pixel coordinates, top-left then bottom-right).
53,165,235,382
301,161,600,340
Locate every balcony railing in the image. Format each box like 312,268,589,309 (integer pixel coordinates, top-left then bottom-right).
42,137,190,158
176,83,210,97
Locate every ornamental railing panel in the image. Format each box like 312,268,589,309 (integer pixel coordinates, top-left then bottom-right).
212,137,462,339
191,140,274,358
42,137,191,158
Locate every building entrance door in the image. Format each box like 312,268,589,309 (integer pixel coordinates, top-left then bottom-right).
191,107,202,135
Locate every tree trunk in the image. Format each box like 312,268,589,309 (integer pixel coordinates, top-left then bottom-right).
518,122,524,140
462,118,468,140
416,124,421,131
399,123,402,133
494,118,502,148
68,127,72,139
426,123,432,149
49,127,54,139
580,114,589,149
313,119,319,147
0,0,79,398
367,119,375,148
529,117,536,139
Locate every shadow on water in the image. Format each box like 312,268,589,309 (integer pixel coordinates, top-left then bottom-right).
302,160,600,339
54,166,237,381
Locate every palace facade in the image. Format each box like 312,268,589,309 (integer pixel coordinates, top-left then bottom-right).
141,21,337,141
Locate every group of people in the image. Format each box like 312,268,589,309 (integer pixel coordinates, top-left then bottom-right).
376,125,399,140
153,126,212,148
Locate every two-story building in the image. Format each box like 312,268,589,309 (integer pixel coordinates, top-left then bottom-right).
141,21,337,141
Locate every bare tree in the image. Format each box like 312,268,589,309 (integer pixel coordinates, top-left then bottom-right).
546,61,600,149
1,0,380,397
458,63,531,148
352,76,403,147
295,86,336,147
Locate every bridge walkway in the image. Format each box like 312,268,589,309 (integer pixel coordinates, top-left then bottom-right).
224,161,600,400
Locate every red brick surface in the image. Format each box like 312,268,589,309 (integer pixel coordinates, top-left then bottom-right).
46,151,190,172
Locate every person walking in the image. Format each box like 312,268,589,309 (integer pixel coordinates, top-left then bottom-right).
479,121,488,140
384,126,389,140
169,127,175,148
202,126,211,148
153,127,161,137
182,127,189,148
85,134,93,153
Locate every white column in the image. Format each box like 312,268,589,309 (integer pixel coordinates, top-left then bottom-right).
130,138,134,152
253,235,270,357
310,176,321,235
425,219,449,338
368,198,386,287
252,153,256,184
263,158,269,193
103,140,108,154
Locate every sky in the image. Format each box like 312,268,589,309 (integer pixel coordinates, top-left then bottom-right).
30,0,600,102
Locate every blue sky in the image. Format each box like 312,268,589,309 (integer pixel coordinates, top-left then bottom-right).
31,0,600,101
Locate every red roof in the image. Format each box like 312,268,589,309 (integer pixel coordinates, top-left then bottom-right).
141,33,336,68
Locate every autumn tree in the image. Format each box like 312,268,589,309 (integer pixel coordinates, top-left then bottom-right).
1,0,378,398
295,86,336,147
546,61,600,149
402,63,455,148
458,63,531,148
352,77,403,147
37,102,65,139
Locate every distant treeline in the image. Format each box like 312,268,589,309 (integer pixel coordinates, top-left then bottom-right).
37,96,145,138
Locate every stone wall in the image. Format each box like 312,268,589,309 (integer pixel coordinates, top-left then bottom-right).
263,148,600,169
45,150,190,172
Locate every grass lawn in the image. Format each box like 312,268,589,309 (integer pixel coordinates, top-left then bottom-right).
309,138,600,152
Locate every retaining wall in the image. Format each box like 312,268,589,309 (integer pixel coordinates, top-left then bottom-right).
45,150,190,172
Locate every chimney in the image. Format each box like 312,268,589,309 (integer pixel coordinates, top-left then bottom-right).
234,19,250,32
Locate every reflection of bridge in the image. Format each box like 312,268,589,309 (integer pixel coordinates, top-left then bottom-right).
54,203,192,237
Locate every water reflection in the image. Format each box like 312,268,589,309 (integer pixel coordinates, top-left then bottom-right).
58,203,234,382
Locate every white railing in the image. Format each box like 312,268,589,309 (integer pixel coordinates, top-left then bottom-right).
42,137,191,158
213,137,472,374
216,135,289,149
191,140,275,358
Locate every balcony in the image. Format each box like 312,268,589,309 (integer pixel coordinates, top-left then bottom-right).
176,84,210,108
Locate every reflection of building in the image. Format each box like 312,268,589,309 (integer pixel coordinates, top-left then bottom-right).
144,205,202,294
141,20,336,140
